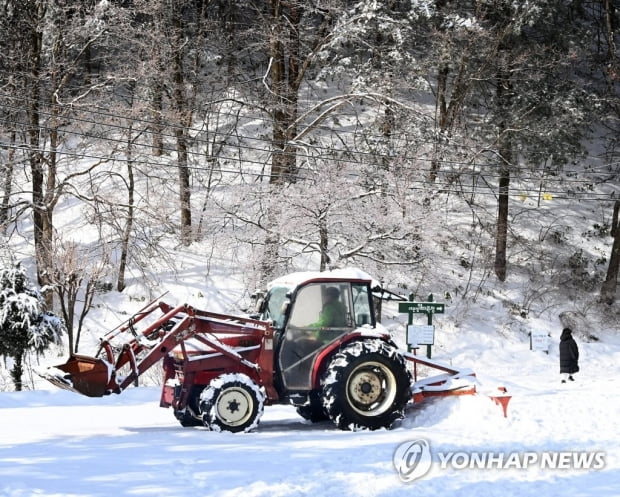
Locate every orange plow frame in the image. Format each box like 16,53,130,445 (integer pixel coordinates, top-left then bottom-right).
403,351,511,417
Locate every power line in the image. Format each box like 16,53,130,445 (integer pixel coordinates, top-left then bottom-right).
2,104,619,186
2,91,619,201
1,142,617,203
1,122,618,192
1,118,618,199
3,89,619,172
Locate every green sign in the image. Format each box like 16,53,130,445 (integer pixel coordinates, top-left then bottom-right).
398,302,445,314
399,297,444,359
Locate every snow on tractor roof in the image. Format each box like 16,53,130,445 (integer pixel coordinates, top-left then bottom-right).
267,267,378,290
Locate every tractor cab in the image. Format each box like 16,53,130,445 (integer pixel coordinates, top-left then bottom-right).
257,270,378,392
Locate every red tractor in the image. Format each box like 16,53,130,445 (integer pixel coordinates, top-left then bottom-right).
42,268,477,432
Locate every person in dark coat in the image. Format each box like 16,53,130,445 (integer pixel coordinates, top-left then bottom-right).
559,327,579,383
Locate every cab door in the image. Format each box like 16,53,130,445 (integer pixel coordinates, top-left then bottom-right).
278,282,355,390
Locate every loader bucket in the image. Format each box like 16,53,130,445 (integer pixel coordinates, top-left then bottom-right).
39,354,113,398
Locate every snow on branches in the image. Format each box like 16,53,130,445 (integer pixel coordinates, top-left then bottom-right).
0,264,65,359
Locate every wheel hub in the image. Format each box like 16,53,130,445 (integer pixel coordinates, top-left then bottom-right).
360,382,373,394
346,361,398,416
350,370,382,404
227,398,241,413
216,387,252,426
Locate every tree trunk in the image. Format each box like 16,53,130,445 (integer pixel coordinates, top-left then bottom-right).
172,12,192,245
55,277,75,353
601,200,620,304
10,352,24,392
174,52,192,245
319,220,330,271
75,278,97,353
151,82,164,157
603,0,617,66
494,167,510,282
269,0,287,184
431,56,469,182
117,122,135,292
494,57,513,282
1,128,15,226
28,25,48,290
431,63,449,182
41,100,61,306
268,0,301,184
176,125,192,244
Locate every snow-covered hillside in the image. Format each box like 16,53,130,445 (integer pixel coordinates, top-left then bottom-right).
2,154,618,495
1,292,619,497
1,97,618,496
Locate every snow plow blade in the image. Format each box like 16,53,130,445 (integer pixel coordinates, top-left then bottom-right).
38,354,112,398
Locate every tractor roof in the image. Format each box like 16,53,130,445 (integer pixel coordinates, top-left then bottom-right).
267,267,378,291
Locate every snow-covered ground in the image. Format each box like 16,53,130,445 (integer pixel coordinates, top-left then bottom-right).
2,168,619,496
1,301,618,497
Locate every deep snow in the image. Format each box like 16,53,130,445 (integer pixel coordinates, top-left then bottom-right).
1,300,619,497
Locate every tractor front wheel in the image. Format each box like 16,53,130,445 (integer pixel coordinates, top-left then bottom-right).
199,373,265,433
321,339,411,430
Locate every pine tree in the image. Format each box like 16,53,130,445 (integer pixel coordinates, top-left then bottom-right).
0,264,65,391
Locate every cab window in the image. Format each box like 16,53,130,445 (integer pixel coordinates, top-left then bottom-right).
261,286,290,329
351,283,373,326
279,283,355,390
288,283,353,328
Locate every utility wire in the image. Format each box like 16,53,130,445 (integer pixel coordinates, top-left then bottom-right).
1,124,618,192
3,90,619,170
1,142,617,202
2,107,618,182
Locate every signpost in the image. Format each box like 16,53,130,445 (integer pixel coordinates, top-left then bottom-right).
399,295,445,358
407,324,435,347
398,301,445,315
530,330,550,354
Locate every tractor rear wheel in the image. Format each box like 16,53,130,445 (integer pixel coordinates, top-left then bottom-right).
199,373,265,433
321,339,411,430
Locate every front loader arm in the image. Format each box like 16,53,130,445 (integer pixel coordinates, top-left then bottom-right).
39,303,197,397
39,301,273,401
112,312,196,392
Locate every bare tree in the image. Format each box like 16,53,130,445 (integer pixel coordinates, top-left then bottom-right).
597,0,620,304
261,1,340,184
433,1,594,282
1,1,117,303
48,238,110,353
117,108,137,293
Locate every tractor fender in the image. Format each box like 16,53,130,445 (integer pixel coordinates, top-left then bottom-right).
310,329,393,389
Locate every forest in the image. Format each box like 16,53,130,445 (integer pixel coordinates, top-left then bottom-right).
1,0,619,366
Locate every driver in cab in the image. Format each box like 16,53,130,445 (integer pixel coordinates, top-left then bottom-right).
310,287,347,341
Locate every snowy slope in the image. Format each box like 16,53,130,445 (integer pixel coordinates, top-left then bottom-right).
1,317,618,497
2,154,619,495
